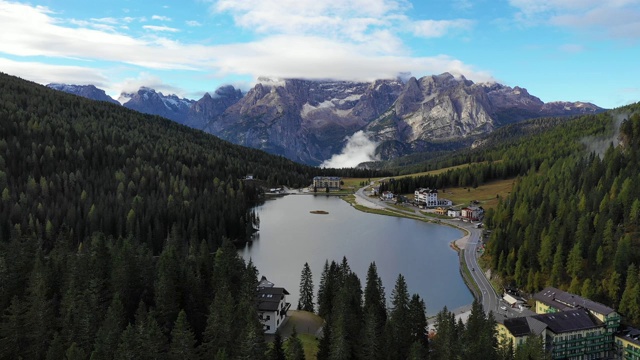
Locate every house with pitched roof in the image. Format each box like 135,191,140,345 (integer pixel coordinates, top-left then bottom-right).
256,276,291,334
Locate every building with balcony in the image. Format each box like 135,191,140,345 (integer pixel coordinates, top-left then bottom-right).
616,327,640,360
313,176,341,190
415,188,438,207
257,277,291,334
497,309,609,359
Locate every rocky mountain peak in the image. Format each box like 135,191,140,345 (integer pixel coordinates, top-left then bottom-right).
46,74,605,166
46,83,119,105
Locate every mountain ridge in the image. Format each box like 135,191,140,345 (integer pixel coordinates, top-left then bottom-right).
47,73,604,166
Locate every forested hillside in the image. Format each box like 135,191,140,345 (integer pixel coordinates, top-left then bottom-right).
380,103,640,327
485,104,640,324
0,73,384,359
378,114,611,194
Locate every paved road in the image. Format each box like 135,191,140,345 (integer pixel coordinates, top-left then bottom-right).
353,186,533,320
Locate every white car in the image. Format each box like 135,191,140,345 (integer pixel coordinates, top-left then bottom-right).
500,305,507,311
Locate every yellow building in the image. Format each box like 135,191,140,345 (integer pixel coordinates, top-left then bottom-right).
435,207,448,215
497,316,546,349
534,287,621,334
616,327,640,360
497,309,609,359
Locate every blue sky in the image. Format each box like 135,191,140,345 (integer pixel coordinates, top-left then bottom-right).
0,0,638,108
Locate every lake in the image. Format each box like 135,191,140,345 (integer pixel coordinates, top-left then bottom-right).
239,194,473,316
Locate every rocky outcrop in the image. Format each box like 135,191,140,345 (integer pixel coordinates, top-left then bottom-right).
187,86,243,129
204,78,404,165
119,88,195,124
46,84,119,105
365,73,603,161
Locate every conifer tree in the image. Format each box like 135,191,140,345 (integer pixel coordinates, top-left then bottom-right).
201,286,234,357
408,294,428,353
154,242,181,333
285,327,305,360
91,294,126,360
168,309,198,360
237,305,267,360
66,342,87,360
267,332,286,360
361,262,387,360
0,296,28,359
387,274,411,360
24,251,55,359
298,262,314,312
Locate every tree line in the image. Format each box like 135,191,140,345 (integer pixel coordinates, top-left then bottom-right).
296,258,505,360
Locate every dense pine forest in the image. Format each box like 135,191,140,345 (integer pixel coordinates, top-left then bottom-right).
381,102,640,327
485,105,640,324
2,69,639,359
0,73,385,359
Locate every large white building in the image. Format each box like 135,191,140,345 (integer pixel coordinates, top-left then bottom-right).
256,277,291,334
313,176,341,190
415,188,439,207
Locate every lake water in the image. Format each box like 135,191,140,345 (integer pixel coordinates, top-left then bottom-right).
239,194,473,316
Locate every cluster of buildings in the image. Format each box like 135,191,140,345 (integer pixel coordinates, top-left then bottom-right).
370,186,485,221
498,286,640,359
413,188,484,221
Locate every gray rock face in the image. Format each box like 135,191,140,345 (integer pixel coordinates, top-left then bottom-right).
203,78,404,165
47,74,605,166
119,88,195,124
364,73,604,161
187,86,243,129
46,84,119,105
367,73,495,145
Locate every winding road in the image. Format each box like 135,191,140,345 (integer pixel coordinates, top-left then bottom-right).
353,186,531,320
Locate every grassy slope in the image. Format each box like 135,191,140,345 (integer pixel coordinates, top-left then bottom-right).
343,162,515,210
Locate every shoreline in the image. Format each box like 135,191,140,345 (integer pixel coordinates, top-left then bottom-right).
351,191,472,251
349,190,479,317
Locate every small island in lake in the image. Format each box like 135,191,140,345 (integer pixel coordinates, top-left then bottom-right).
310,210,329,215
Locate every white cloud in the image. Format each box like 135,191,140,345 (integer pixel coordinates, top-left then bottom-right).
210,35,493,82
186,20,202,27
143,25,180,32
91,17,120,25
151,15,172,21
212,0,472,42
509,0,640,39
321,131,379,168
411,19,474,38
113,72,187,97
0,0,491,94
0,57,109,87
